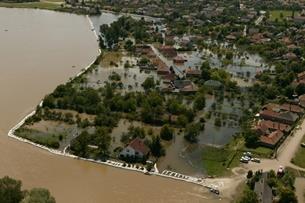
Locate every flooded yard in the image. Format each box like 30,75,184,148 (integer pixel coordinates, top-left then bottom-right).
84,54,161,92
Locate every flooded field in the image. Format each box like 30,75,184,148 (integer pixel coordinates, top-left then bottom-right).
85,54,160,92
0,7,229,203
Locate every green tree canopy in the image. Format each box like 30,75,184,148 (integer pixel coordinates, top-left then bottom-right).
160,125,174,141
22,188,55,203
0,176,23,203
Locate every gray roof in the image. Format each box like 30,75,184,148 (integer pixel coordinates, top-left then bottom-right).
279,111,298,122
204,80,222,88
254,173,273,203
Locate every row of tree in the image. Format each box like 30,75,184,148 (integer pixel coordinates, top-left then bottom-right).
0,176,55,203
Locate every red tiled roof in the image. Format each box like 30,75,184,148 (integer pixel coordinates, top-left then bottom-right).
280,103,304,114
260,109,279,118
173,56,186,63
128,138,150,155
263,103,303,114
185,68,201,76
260,130,284,146
256,120,290,134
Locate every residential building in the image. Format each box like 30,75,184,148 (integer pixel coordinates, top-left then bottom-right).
254,172,273,203
120,138,150,159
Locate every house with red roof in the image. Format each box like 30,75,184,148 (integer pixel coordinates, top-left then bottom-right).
158,45,177,58
120,138,150,160
254,120,291,135
259,130,284,148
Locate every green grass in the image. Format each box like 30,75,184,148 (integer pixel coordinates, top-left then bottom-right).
15,128,61,149
244,146,274,158
202,146,238,177
291,135,305,168
285,167,305,178
0,1,61,10
269,10,297,22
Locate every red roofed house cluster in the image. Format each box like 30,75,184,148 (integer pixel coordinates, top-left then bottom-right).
255,102,304,148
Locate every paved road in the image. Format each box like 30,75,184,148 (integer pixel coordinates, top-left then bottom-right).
295,177,305,203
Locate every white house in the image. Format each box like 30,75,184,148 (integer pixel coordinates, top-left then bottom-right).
120,138,150,159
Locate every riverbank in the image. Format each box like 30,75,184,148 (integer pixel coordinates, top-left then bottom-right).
0,1,61,10
0,0,101,15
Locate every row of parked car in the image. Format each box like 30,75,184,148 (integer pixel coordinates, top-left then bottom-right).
240,152,260,164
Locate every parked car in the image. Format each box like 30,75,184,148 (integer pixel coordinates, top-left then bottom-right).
240,158,249,163
210,188,220,195
251,158,261,163
243,152,252,158
242,156,251,161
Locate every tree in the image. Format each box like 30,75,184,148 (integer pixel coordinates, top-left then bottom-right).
95,127,111,158
142,77,155,91
279,188,297,203
124,40,134,52
296,83,305,95
193,93,206,111
200,61,211,81
281,171,295,190
244,130,259,148
247,170,253,179
141,92,164,124
214,118,222,127
0,176,55,203
70,131,90,158
160,125,174,141
238,187,258,203
184,123,201,143
22,188,55,203
150,136,165,157
0,176,23,203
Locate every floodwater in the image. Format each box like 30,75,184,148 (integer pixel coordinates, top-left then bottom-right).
0,8,228,202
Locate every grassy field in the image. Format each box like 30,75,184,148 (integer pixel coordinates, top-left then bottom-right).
201,136,247,177
291,135,305,168
269,10,297,22
15,127,61,149
100,51,123,67
244,146,274,158
0,1,61,10
202,146,242,177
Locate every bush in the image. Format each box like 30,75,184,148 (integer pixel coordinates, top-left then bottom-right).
160,125,174,141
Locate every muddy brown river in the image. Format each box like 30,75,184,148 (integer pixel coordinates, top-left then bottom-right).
0,8,229,202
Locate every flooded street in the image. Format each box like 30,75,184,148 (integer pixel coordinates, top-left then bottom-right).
0,8,227,202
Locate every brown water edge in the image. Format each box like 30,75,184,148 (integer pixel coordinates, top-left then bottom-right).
0,7,230,202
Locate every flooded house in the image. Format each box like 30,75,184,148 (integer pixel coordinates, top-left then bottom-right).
158,45,177,58
259,103,300,125
120,138,150,160
173,56,186,64
185,67,201,78
172,80,198,93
